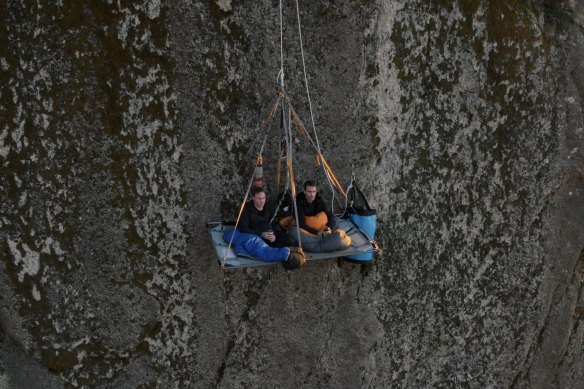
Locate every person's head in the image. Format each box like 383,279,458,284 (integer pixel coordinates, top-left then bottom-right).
303,180,317,203
251,186,267,210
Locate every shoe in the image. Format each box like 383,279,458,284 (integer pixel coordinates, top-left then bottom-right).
284,247,306,270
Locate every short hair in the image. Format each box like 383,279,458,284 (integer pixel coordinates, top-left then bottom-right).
251,186,266,197
303,180,317,190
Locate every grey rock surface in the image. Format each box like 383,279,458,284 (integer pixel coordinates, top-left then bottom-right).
1,0,583,388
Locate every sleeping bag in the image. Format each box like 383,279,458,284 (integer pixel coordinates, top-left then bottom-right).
223,229,290,262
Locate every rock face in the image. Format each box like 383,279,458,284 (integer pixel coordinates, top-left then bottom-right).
1,0,583,388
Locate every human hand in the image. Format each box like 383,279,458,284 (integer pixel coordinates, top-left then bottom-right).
262,231,276,242
320,227,331,238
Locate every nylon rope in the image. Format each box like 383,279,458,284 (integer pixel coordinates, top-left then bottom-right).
237,97,282,196
339,172,355,218
296,0,332,185
286,97,346,216
294,0,337,198
277,0,284,88
283,99,303,249
269,178,289,225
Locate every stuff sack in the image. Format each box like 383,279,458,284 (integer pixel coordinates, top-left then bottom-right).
345,181,377,262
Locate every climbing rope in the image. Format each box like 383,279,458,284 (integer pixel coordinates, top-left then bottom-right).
269,178,290,225
277,0,285,88
340,171,356,218
293,0,339,200
285,97,346,202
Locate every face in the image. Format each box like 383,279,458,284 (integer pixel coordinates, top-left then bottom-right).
252,191,266,210
304,186,317,203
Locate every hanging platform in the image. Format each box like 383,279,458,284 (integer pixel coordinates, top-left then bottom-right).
207,218,379,269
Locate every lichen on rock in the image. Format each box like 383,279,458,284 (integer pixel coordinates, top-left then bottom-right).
1,0,583,388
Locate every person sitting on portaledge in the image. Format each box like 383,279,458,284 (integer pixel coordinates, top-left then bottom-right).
239,186,291,248
224,186,304,268
291,180,351,252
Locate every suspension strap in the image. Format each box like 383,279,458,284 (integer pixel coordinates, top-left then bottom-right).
237,97,282,179
222,97,281,268
284,98,345,201
317,154,346,197
277,0,285,88
294,0,334,190
283,99,303,249
294,0,318,146
275,143,286,193
290,110,310,140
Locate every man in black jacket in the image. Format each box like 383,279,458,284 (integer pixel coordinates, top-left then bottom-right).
239,186,290,248
296,180,337,235
291,180,351,252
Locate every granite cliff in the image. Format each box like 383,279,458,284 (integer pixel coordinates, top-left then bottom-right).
1,0,583,387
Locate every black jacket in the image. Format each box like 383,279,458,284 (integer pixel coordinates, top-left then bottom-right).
239,202,276,236
295,192,336,235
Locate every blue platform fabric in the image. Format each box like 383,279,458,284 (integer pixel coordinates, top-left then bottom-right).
345,181,377,262
223,229,290,262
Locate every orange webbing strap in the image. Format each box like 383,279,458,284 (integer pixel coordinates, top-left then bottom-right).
287,159,296,198
276,147,285,192
287,100,317,147
255,98,280,146
290,110,309,140
267,99,279,121
318,153,347,197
